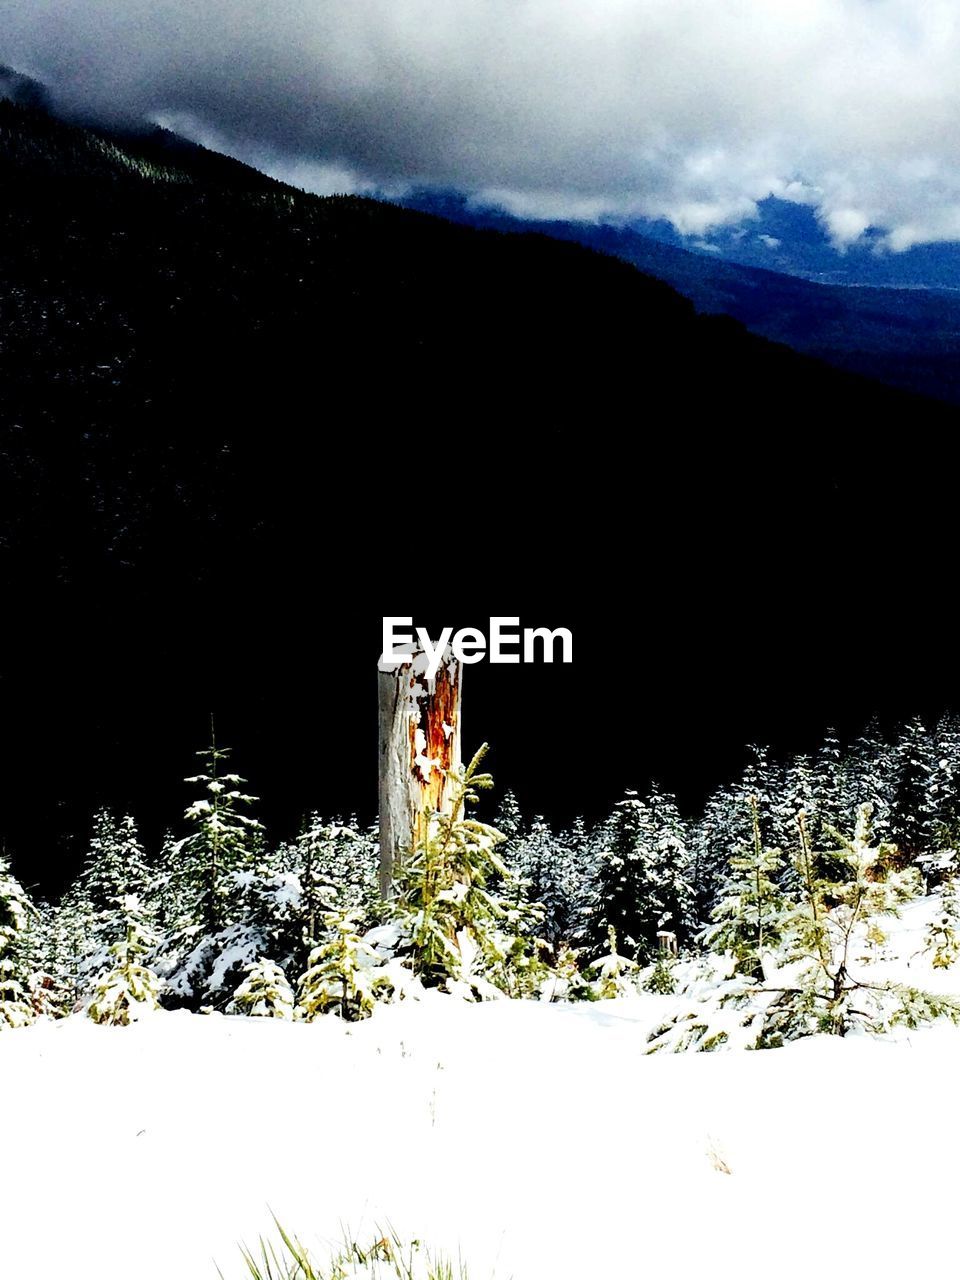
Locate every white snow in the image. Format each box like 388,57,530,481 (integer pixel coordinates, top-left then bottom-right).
3,978,960,1279
413,727,441,781
5,895,960,1277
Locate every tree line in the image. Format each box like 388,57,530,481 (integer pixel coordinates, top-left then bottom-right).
1,714,959,1034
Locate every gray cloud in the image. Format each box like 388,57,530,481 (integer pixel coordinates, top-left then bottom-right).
4,0,960,250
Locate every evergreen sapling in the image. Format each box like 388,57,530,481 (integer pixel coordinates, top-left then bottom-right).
88,895,162,1026
390,745,543,999
0,856,35,1029
297,907,390,1021
230,957,295,1019
587,926,638,998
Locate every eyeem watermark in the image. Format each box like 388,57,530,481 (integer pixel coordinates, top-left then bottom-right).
381,617,573,679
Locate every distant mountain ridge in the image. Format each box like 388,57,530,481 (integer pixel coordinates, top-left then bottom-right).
399,192,960,406
478,191,960,291
7,61,960,408
0,93,955,428
632,195,960,291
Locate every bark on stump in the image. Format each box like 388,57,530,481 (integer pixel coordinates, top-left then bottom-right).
378,648,462,899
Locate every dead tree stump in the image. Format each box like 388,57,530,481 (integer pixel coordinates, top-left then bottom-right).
657,930,678,958
377,647,462,899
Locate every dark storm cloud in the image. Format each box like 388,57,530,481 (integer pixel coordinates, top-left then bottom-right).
4,0,960,249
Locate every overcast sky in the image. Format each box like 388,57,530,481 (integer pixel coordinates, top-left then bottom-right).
3,0,960,251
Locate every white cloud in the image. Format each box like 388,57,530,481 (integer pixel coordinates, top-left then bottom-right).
820,207,871,250
4,0,960,250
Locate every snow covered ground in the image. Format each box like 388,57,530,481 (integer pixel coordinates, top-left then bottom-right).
4,944,960,1280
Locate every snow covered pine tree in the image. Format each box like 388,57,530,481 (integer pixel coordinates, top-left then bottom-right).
0,855,35,1029
87,895,161,1026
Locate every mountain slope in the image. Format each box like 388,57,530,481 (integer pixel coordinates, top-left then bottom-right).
1,98,954,427
399,193,960,406
4,96,960,888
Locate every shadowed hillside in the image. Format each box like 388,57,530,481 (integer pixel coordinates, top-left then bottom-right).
400,192,960,406
2,95,959,885
1,98,955,427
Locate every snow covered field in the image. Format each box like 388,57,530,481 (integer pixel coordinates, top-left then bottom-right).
4,979,960,1280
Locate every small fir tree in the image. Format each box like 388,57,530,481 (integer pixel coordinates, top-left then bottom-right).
229,957,295,1018
762,805,940,1041
153,829,195,934
842,720,894,838
644,783,696,950
925,878,960,969
47,882,95,1010
294,816,376,944
81,810,150,914
512,816,582,950
494,790,524,843
0,856,35,1029
643,946,678,994
297,907,389,1021
701,795,786,976
888,717,938,861
87,895,161,1025
928,714,960,861
546,943,595,1002
588,926,638,998
688,788,738,930
390,745,541,997
18,899,62,1019
813,730,844,833
588,792,654,961
181,726,264,933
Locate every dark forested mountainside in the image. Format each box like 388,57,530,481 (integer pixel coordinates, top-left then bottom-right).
1,98,955,427
2,93,960,890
